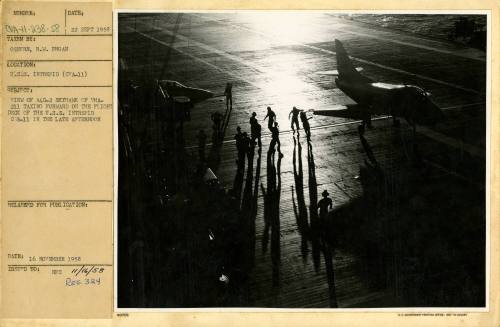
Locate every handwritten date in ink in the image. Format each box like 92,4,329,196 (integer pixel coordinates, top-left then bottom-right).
66,265,104,286
71,265,105,277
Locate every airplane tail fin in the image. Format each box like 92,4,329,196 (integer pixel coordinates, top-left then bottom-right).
335,39,364,81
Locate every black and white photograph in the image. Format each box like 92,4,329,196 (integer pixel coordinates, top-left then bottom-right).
116,12,488,309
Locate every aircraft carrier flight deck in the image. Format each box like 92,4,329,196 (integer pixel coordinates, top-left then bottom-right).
117,13,487,309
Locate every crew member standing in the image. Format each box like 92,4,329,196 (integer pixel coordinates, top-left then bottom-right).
242,132,253,162
264,106,276,131
224,82,233,110
300,111,313,139
269,122,283,157
234,126,245,167
249,112,262,148
318,190,333,221
289,106,301,133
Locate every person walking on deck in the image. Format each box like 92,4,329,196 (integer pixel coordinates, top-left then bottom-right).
234,126,246,167
318,190,333,221
224,82,233,110
250,112,262,148
300,111,313,139
269,122,283,157
264,106,276,131
242,132,253,162
289,106,301,133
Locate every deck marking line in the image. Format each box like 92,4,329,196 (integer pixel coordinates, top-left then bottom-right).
192,13,486,63
129,25,484,159
130,27,262,89
190,14,483,95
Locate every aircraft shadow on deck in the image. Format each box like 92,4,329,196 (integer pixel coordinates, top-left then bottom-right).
320,129,485,307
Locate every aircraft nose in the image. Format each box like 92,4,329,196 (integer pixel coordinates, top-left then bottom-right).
198,89,214,101
204,90,214,99
189,89,214,104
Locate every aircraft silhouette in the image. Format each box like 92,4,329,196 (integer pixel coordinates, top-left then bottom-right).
157,80,214,106
313,39,445,133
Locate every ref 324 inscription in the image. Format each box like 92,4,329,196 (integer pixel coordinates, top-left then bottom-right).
65,265,105,287
65,277,101,286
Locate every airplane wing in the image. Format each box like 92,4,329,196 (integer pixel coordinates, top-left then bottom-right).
157,86,191,104
172,95,191,103
310,105,364,120
316,67,363,76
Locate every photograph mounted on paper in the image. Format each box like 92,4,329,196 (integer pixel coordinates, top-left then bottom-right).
116,11,488,309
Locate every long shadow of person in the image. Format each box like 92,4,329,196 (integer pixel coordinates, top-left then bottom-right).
292,135,310,260
307,140,321,272
208,129,222,173
227,146,262,303
307,139,338,308
261,145,282,287
359,130,378,167
249,147,262,267
232,157,245,204
228,144,258,304
242,146,255,211
271,151,282,287
261,149,274,253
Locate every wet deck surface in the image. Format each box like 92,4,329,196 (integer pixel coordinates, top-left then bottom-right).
118,13,486,308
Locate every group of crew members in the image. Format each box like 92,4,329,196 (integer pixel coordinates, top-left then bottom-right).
233,105,314,157
198,104,315,163
196,86,334,219
231,105,333,220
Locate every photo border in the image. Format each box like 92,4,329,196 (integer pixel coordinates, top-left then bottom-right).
112,8,492,314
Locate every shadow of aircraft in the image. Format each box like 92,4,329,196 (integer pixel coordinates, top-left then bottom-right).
321,128,485,307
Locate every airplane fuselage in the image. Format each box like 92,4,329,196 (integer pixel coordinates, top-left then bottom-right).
335,77,444,126
324,39,445,127
336,77,404,115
